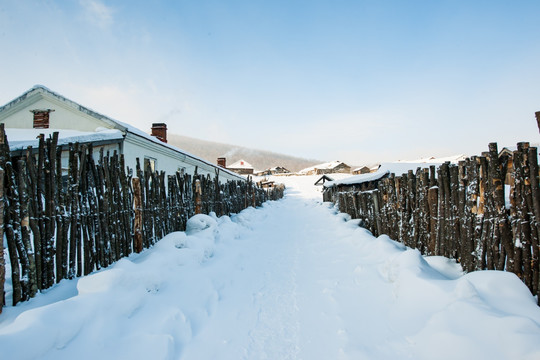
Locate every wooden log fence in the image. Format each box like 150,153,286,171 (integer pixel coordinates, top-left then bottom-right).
0,125,284,311
325,142,540,304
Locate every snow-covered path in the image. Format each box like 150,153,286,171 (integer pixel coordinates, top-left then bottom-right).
1,175,540,359
181,194,384,359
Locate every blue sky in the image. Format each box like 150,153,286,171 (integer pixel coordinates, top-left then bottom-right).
1,0,539,164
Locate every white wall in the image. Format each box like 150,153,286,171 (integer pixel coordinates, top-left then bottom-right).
0,98,109,132
57,143,122,175
123,133,244,182
1,90,245,183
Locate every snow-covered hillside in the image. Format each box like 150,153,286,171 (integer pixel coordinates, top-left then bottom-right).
1,175,539,359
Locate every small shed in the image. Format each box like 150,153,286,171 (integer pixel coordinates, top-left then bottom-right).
258,180,275,189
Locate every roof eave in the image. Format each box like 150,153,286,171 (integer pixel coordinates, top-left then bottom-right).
0,85,128,133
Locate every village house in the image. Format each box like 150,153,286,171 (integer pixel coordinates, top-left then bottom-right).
352,164,382,175
226,159,254,175
299,161,351,175
0,85,245,182
254,166,291,176
352,166,370,175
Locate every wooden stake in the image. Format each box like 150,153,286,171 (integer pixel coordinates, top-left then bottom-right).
132,177,143,253
0,125,5,312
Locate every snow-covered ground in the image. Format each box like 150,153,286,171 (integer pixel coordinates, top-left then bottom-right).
1,174,540,359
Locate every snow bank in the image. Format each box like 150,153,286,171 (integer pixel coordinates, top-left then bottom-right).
0,175,539,359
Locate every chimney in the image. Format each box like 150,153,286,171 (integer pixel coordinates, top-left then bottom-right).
151,123,167,143
217,157,226,168
31,109,54,129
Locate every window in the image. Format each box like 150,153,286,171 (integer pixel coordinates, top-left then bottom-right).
144,156,157,172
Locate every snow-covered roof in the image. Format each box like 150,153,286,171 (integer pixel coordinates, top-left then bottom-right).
228,159,254,169
352,166,370,172
324,159,457,188
324,168,390,188
352,164,380,172
5,128,124,151
299,160,348,174
394,154,467,164
270,166,289,171
1,85,245,181
0,85,129,132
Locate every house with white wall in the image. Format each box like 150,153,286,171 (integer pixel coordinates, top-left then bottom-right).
0,85,244,182
227,159,254,175
299,161,351,175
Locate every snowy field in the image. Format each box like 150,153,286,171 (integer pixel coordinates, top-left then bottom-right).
1,174,540,359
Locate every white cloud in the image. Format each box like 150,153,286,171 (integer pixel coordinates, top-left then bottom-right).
80,0,114,29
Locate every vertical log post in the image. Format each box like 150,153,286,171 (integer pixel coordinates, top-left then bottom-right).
16,159,37,297
518,142,533,288
0,160,4,313
195,178,202,214
476,156,488,270
488,142,513,271
535,111,540,135
132,177,143,253
512,146,524,278
372,190,382,236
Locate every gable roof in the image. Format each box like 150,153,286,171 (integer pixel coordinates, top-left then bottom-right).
324,168,390,188
0,85,245,181
228,159,254,169
299,160,349,174
314,174,334,186
0,85,128,132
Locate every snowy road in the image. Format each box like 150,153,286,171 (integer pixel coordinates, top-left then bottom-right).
1,175,540,359
182,192,383,359
181,187,411,359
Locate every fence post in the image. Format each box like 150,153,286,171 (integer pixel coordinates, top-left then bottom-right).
195,179,202,214
0,166,4,314
132,177,143,253
372,190,382,236
0,124,4,312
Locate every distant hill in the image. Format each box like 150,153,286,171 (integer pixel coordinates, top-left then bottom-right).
168,133,321,172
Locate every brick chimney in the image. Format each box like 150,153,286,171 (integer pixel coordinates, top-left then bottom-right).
151,123,167,143
217,157,226,168
30,109,54,129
